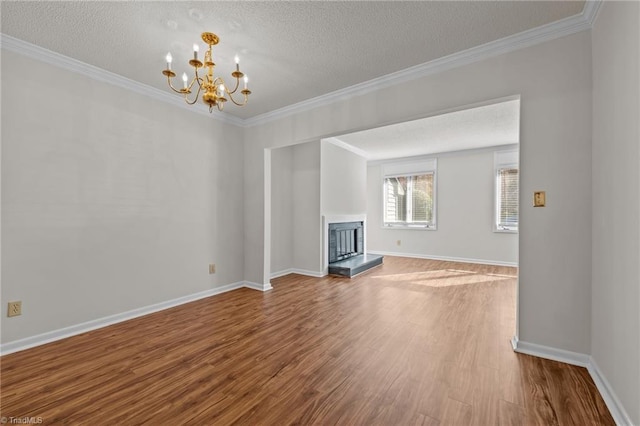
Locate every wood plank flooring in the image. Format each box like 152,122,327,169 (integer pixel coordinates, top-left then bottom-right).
1,257,614,425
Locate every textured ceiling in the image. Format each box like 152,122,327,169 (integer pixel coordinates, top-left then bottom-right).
1,1,585,120
333,99,520,160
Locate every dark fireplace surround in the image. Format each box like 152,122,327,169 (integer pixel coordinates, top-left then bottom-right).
328,221,364,263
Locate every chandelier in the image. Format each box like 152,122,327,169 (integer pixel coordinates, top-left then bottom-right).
162,32,251,112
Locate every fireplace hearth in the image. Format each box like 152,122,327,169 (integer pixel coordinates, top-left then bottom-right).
327,220,382,277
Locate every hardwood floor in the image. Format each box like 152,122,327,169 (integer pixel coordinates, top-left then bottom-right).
1,257,614,425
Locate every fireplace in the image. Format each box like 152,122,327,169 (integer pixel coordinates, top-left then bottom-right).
328,221,364,263
325,217,383,278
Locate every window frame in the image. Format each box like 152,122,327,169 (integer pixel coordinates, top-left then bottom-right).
494,150,519,233
382,159,437,230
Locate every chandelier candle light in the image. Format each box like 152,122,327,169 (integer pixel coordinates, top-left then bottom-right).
162,32,251,112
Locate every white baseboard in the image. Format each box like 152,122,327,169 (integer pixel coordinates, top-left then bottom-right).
588,357,636,426
511,336,590,366
243,281,273,292
270,268,325,279
512,337,633,425
292,268,325,278
0,280,268,356
270,268,294,279
368,250,518,268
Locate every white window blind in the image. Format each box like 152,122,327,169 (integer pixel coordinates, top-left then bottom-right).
497,168,518,230
494,150,519,232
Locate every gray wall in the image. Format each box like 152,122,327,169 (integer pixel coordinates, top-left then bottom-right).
367,148,518,265
244,31,593,355
320,140,367,217
1,50,245,343
270,146,294,274
592,2,640,424
292,142,322,274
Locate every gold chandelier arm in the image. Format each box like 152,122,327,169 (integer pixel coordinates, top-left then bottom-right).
183,93,198,105
166,75,186,94
226,90,249,107
186,78,199,93
211,76,247,106
212,76,224,87
183,81,203,105
192,68,204,91
227,76,241,95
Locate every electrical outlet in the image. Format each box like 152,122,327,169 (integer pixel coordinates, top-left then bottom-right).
209,264,216,274
8,301,22,317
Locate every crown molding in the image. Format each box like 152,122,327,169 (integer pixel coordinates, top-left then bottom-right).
1,1,601,129
0,34,245,127
324,137,370,160
582,0,603,26
243,1,602,127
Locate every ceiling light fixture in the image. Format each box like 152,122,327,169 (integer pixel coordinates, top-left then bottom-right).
162,32,251,112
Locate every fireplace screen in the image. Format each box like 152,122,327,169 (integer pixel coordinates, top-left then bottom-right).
328,221,364,263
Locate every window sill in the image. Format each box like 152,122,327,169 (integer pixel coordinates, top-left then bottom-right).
383,224,437,231
493,228,518,234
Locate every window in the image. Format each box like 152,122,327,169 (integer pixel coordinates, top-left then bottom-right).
384,172,435,228
496,168,519,231
495,150,519,232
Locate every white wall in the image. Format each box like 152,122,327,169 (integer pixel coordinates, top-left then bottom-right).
320,140,367,217
291,141,322,274
367,148,518,265
270,146,294,274
1,50,245,343
245,31,593,355
591,2,640,424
